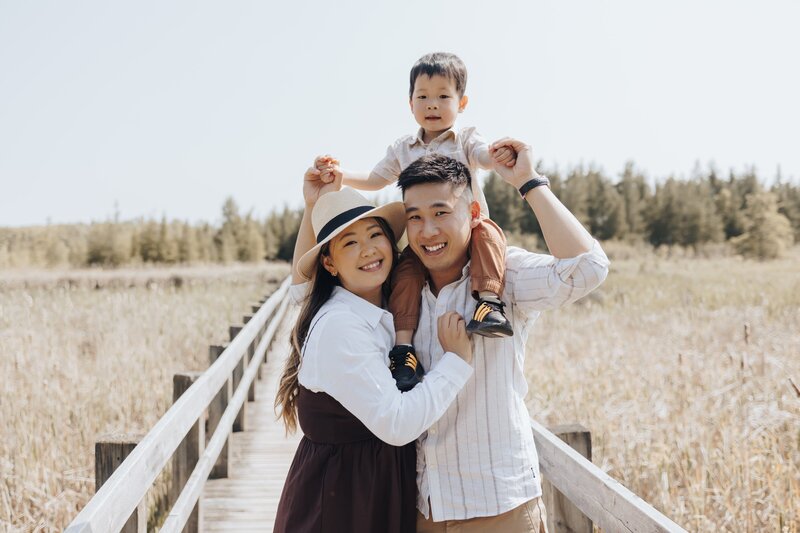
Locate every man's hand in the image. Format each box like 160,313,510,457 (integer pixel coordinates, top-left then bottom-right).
489,138,540,189
314,154,340,184
437,312,473,365
304,158,342,207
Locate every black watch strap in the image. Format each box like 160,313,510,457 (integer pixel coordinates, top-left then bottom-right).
518,176,550,198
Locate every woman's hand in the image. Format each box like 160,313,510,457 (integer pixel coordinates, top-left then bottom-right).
437,312,472,365
304,156,342,208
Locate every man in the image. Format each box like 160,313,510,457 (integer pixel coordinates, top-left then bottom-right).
397,139,610,532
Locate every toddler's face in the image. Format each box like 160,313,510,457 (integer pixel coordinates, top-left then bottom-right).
409,74,467,136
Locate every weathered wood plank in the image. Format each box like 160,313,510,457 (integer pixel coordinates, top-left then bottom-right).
207,345,230,479
161,297,293,533
95,434,146,533
541,424,592,533
65,278,290,533
173,372,205,533
531,418,687,532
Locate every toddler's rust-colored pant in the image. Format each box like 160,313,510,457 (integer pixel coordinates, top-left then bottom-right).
389,216,507,332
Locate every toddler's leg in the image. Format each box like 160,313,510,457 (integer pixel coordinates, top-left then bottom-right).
466,217,513,337
388,247,426,391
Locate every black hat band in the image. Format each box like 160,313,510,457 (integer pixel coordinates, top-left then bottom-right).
316,205,374,243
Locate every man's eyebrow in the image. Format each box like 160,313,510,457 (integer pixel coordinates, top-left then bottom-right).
404,202,452,214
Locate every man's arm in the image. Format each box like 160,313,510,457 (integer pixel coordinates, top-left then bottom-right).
489,138,593,258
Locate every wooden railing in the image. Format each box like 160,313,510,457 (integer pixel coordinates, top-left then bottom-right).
533,420,687,532
65,276,292,533
66,274,687,533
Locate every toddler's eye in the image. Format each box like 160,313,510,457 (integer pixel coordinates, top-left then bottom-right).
440,95,450,99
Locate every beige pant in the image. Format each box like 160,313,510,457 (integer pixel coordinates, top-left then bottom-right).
417,497,548,533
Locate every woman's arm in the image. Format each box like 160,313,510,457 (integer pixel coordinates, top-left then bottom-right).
306,314,473,446
291,163,343,283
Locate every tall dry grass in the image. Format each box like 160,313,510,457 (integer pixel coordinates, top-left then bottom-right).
526,248,800,532
0,263,288,531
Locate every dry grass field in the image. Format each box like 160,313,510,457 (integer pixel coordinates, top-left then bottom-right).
1,250,798,532
0,263,288,531
526,245,800,532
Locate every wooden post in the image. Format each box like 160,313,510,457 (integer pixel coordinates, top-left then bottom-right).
229,326,247,431
542,424,593,533
207,345,230,479
230,325,256,402
242,315,262,379
172,372,205,533
95,433,146,533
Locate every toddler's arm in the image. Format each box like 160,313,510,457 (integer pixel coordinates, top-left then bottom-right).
314,155,390,191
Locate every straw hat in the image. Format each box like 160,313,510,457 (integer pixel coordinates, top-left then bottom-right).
297,187,406,281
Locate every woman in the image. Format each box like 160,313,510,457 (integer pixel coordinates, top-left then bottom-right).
273,165,474,533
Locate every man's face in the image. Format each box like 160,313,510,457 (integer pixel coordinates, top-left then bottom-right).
403,182,476,281
409,74,467,136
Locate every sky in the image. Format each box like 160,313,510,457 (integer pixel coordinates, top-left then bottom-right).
1,0,799,227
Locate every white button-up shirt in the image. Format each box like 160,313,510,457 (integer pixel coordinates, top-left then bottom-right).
290,284,474,446
371,126,492,215
414,242,610,521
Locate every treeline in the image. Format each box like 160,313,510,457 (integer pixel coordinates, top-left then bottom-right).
485,163,799,259
0,199,302,269
1,164,798,269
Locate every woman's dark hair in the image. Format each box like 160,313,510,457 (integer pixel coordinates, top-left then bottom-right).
275,217,399,433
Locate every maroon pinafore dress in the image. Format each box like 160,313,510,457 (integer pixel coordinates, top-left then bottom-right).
273,386,417,533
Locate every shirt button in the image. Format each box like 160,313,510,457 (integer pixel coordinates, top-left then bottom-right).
429,428,437,435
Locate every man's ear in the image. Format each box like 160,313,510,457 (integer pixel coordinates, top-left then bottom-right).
458,95,469,113
469,200,481,228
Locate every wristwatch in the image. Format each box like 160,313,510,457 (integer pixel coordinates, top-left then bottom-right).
518,176,550,198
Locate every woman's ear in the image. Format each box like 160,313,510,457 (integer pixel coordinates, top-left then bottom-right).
321,254,338,277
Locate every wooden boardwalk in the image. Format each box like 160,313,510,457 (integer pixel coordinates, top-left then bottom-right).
202,310,301,532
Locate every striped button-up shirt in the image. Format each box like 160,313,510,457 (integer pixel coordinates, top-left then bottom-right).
414,242,610,521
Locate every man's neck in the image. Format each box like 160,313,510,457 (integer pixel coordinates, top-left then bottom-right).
427,260,467,296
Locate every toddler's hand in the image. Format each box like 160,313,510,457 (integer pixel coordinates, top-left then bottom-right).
438,312,472,365
489,145,517,168
314,154,340,184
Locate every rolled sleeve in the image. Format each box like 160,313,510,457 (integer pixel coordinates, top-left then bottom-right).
507,241,610,313
308,316,473,446
460,126,492,170
371,143,402,183
288,282,310,306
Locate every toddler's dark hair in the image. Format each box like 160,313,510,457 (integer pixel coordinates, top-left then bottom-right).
409,52,467,99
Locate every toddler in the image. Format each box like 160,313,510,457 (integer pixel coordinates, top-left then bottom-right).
317,52,515,391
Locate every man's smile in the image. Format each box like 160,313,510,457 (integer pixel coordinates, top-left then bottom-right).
421,242,447,256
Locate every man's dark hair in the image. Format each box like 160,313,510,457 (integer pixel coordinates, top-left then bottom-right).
409,52,468,99
397,154,472,196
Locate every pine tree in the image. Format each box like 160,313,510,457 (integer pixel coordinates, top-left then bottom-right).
731,191,794,259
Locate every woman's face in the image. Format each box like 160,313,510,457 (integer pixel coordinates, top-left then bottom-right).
322,217,393,305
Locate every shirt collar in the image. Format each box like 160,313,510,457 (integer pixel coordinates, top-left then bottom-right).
330,285,387,329
408,127,458,147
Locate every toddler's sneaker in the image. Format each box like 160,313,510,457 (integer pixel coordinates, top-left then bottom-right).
389,344,425,392
466,299,513,337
